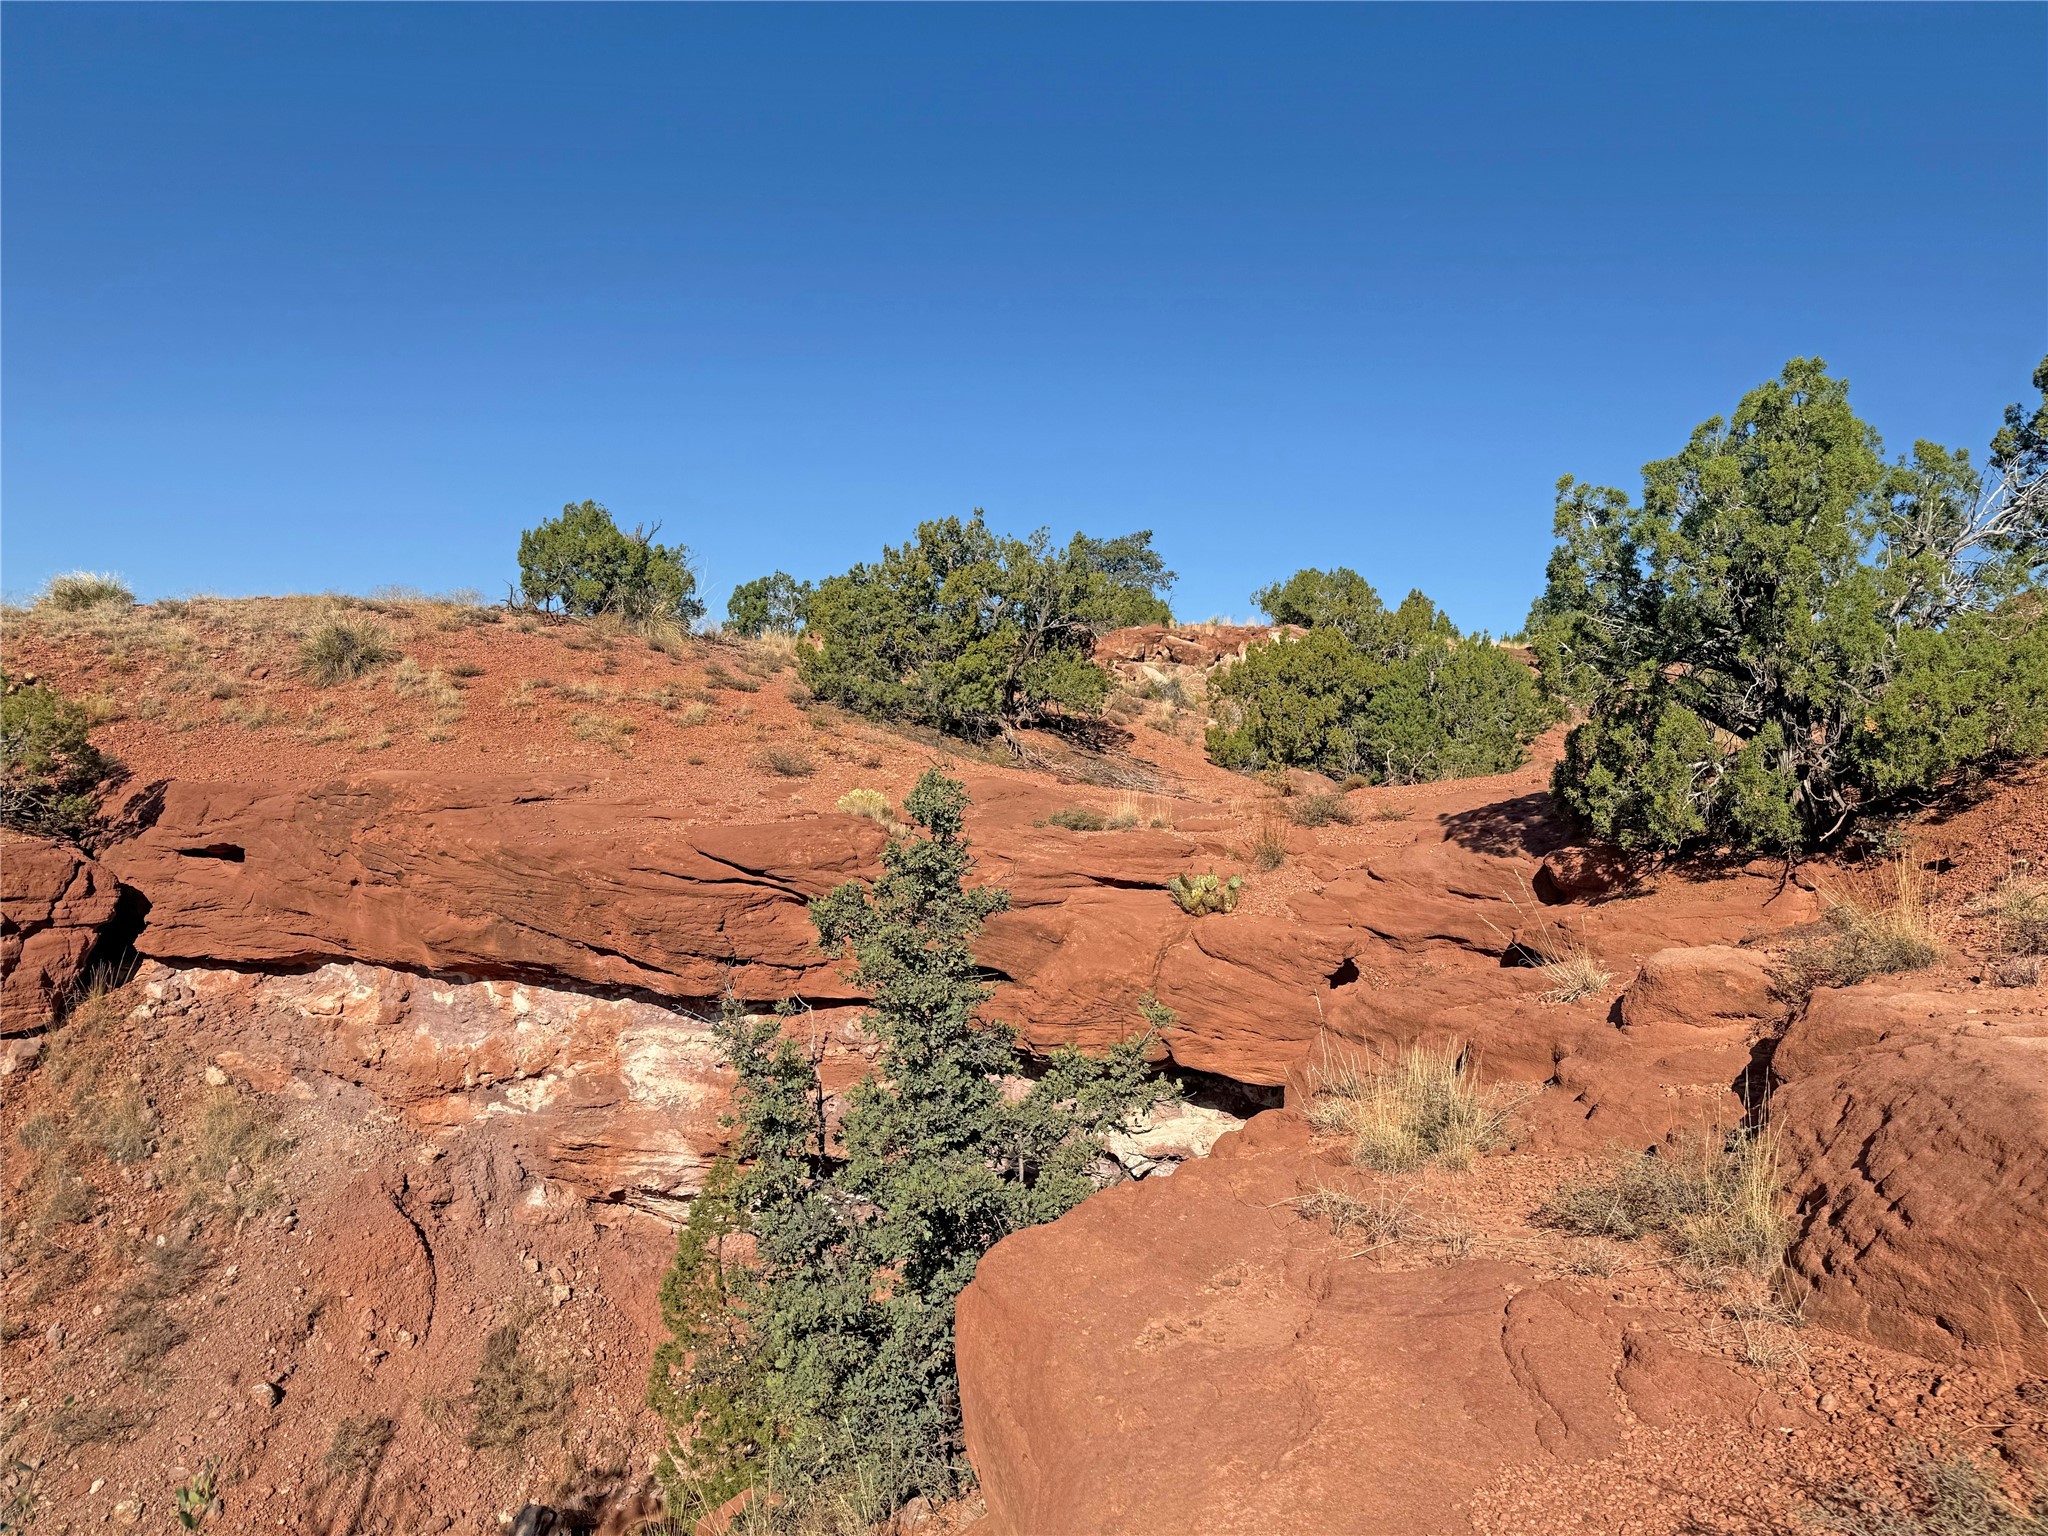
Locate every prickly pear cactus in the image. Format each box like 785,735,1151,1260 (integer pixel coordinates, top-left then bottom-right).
1168,871,1244,916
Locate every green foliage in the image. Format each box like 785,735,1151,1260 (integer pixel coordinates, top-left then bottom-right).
796,513,1174,738
1168,870,1242,915
1253,569,1456,657
1,673,114,842
1206,625,1555,784
650,770,1172,1524
516,500,705,625
727,572,814,637
299,619,397,685
1536,357,2048,855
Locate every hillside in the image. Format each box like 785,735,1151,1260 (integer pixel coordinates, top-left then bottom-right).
3,595,2045,1535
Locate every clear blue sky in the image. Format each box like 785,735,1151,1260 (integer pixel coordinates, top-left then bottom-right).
5,4,2043,632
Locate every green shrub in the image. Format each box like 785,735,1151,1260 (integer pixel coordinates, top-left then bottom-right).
648,771,1171,1525
37,572,134,611
1168,871,1242,915
1,673,115,841
1535,356,2048,856
1287,792,1355,827
299,619,397,685
1206,625,1555,784
1047,805,1106,832
725,572,813,637
1254,569,1454,656
797,514,1174,739
517,500,705,625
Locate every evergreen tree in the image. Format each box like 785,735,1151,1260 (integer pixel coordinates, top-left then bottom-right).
650,769,1171,1525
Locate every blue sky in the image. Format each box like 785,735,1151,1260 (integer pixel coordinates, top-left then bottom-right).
5,4,2043,633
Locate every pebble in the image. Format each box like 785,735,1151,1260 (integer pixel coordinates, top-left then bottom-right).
253,1382,282,1408
203,1064,229,1087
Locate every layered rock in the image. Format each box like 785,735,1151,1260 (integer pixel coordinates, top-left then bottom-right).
1774,982,2048,1374
1,832,120,1035
957,1112,1784,1536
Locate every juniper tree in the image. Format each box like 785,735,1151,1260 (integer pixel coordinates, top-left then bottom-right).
651,768,1170,1524
1535,356,2048,855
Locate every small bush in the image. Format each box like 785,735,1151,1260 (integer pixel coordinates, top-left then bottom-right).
300,620,397,685
1169,871,1242,915
1288,792,1355,828
1,673,114,840
754,746,814,778
1538,1129,1786,1279
38,572,134,611
468,1322,571,1452
1308,1043,1524,1173
1974,874,2048,957
703,661,760,694
1538,945,1611,1004
1047,805,1106,832
836,788,893,825
1780,864,1944,995
569,713,636,753
1805,1450,2048,1536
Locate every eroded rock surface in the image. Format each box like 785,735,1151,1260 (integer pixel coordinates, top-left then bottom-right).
957,1112,1783,1536
1,831,120,1034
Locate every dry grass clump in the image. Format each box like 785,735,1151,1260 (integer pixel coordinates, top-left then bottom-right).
1250,813,1289,871
183,1090,290,1218
1538,945,1612,1004
1297,1182,1415,1250
1972,873,2048,958
1805,1450,2048,1535
754,745,815,778
48,1398,140,1448
836,788,894,826
1781,867,1946,995
299,619,397,685
466,1321,572,1452
37,572,135,611
569,713,637,753
1309,1043,1526,1173
324,1414,395,1480
1538,1128,1786,1280
703,661,761,694
1288,792,1355,828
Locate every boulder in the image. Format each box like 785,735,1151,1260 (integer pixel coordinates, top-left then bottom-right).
1,832,121,1033
1618,944,1782,1032
1776,1015,2048,1375
957,1111,1777,1536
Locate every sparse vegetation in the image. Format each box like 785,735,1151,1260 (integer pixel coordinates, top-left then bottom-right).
754,745,815,778
1287,792,1355,827
1250,815,1288,871
1048,805,1107,832
299,619,397,685
569,712,637,753
467,1322,571,1452
1779,863,1945,996
1,672,115,841
1168,871,1242,916
1309,1043,1525,1173
836,788,893,825
37,572,135,611
325,1414,396,1477
1804,1450,2048,1536
183,1090,290,1217
1296,1182,1415,1248
1973,873,2048,957
1538,945,1611,1004
1538,1129,1787,1280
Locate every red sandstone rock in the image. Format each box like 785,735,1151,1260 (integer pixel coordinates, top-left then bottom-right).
1,832,120,1033
1775,1007,2048,1375
956,1110,1778,1536
109,774,884,1003
1618,944,1782,1031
